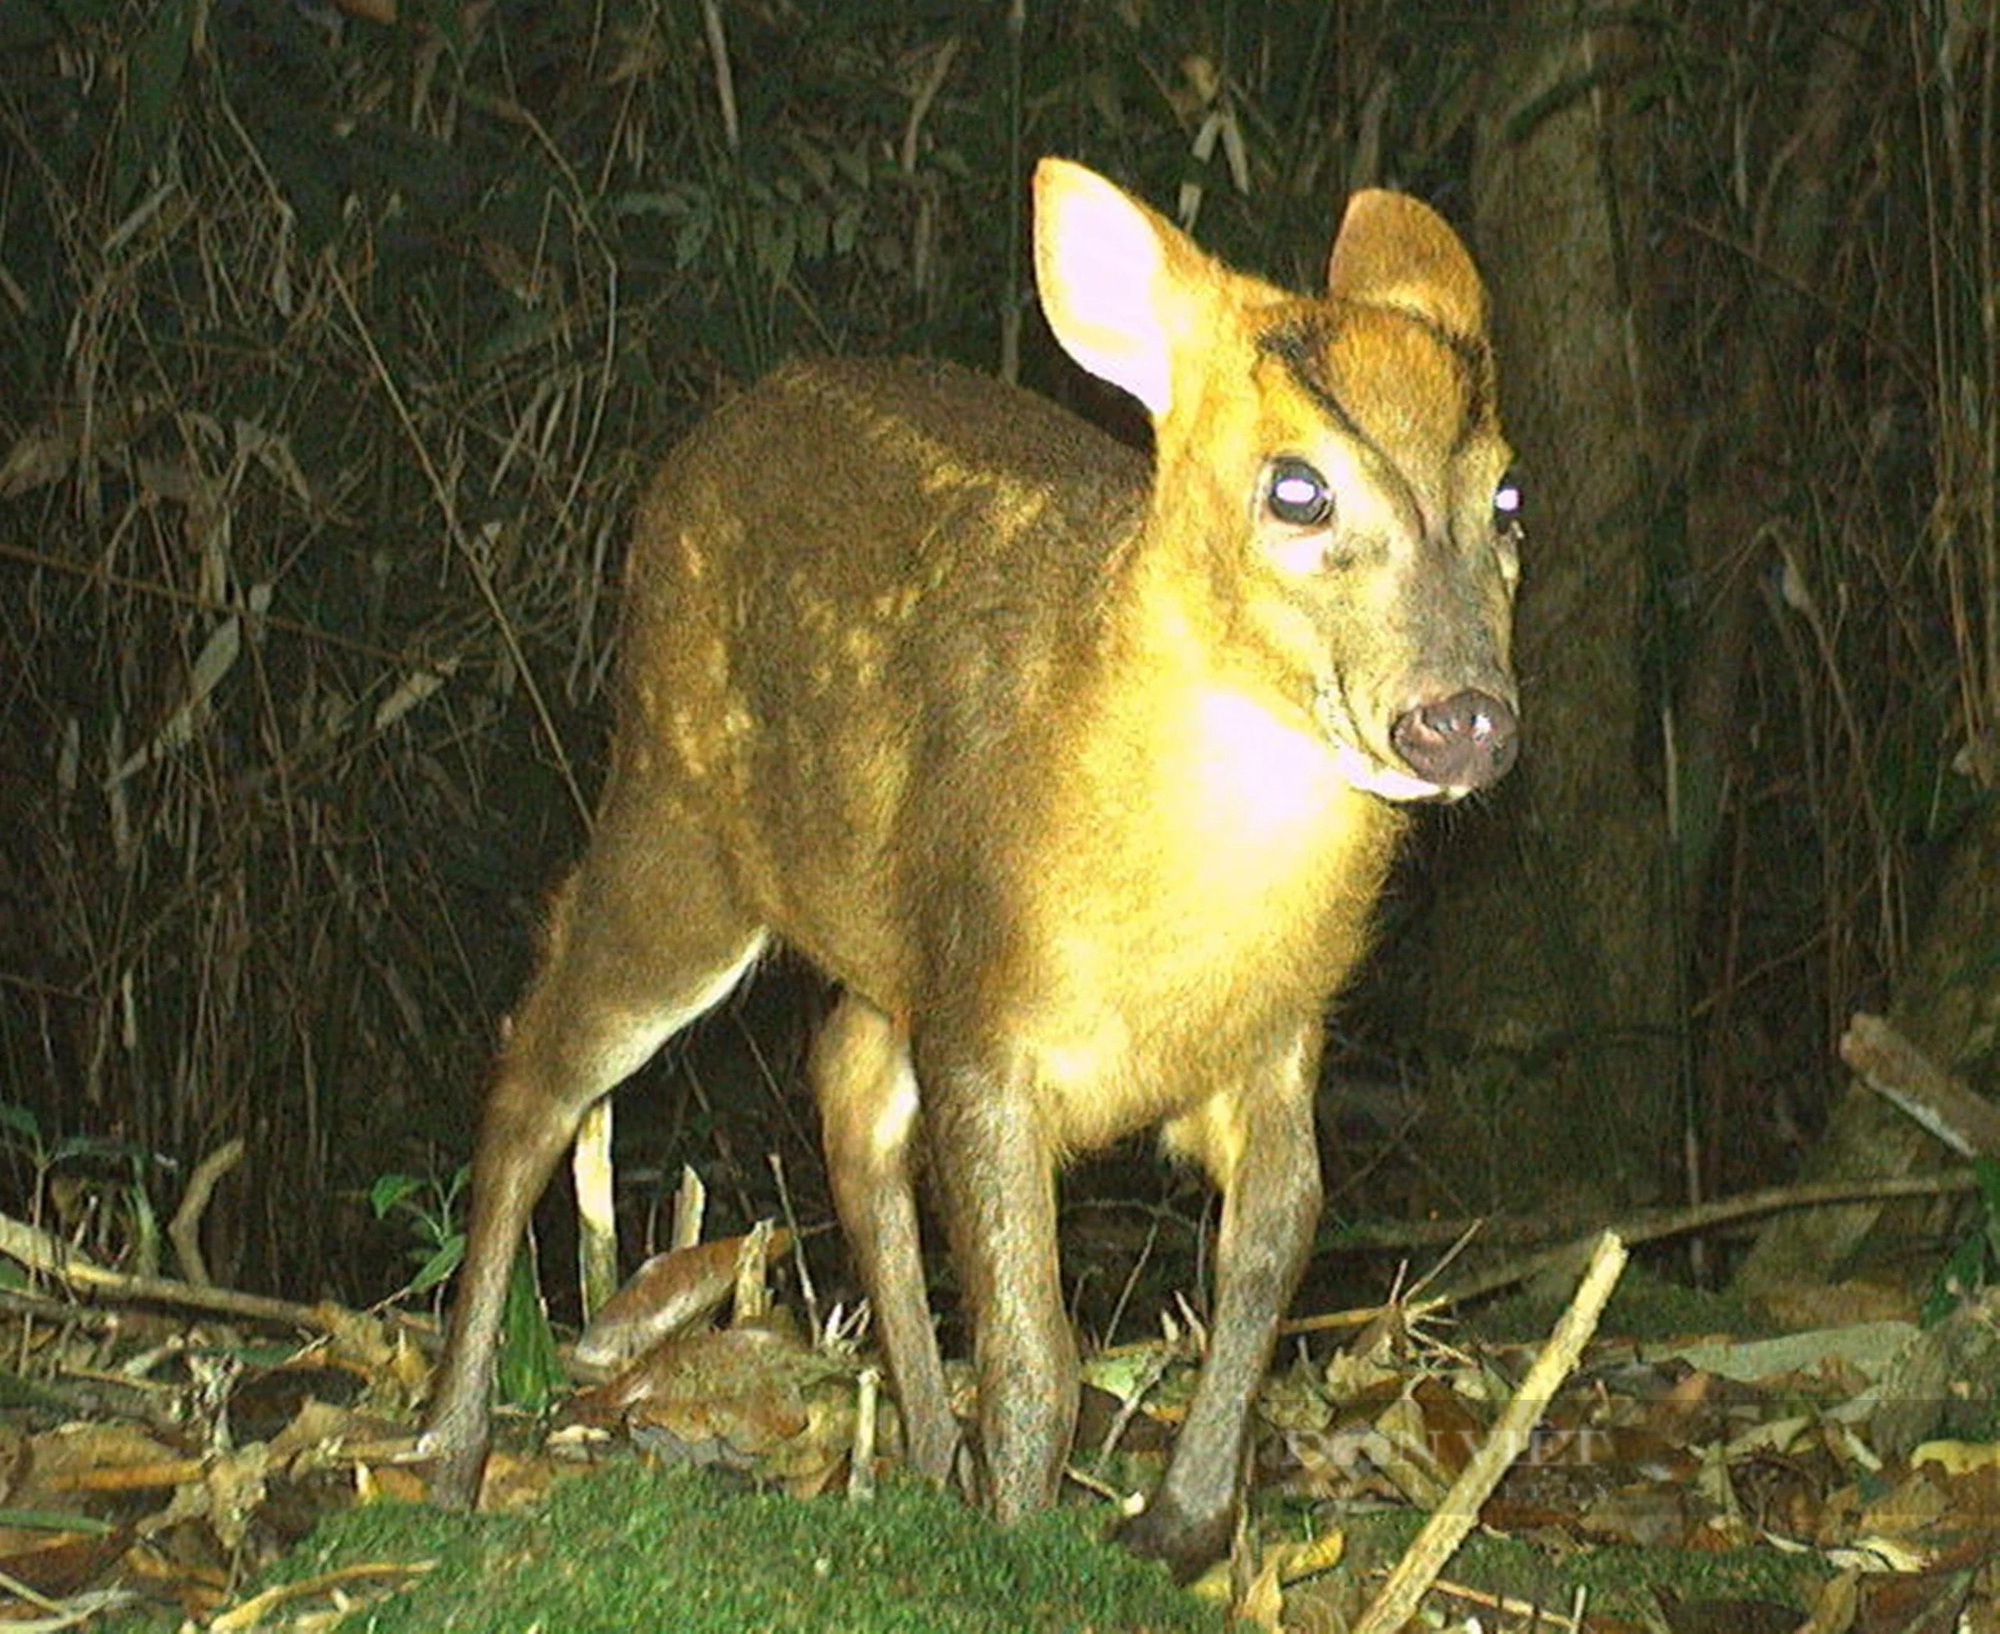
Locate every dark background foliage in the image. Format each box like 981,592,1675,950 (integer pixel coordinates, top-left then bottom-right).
0,0,1991,1321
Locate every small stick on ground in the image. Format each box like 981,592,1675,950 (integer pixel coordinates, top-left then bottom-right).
574,1098,618,1321
849,1365,881,1503
670,1164,707,1252
1351,1230,1629,1634
167,1136,244,1289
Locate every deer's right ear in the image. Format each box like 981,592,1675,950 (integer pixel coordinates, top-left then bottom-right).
1032,159,1207,419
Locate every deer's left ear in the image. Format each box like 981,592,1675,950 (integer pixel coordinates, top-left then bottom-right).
1327,190,1488,343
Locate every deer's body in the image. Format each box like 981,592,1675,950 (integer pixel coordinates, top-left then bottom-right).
424,160,1520,1579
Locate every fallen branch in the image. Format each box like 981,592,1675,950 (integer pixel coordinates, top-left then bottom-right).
1281,1169,1977,1336
1843,1012,2000,1159
0,1211,360,1337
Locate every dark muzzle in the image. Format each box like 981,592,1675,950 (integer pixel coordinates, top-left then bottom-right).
1391,689,1518,792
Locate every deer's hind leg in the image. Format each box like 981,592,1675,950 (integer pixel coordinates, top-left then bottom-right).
812,995,959,1486
424,808,765,1505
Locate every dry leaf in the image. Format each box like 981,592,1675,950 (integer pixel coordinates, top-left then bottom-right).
573,1227,793,1373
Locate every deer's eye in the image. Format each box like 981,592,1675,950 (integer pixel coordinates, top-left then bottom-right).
1266,457,1333,527
1493,469,1524,540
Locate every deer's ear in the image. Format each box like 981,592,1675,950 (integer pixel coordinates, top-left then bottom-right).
1327,190,1488,342
1032,158,1218,419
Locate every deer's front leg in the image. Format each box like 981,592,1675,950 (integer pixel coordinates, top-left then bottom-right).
917,1036,1077,1522
1117,1026,1324,1579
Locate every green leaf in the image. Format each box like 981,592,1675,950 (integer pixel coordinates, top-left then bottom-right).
0,1104,42,1145
409,1235,464,1296
1974,1155,2000,1216
496,1240,561,1412
674,212,713,270
124,1179,160,1279
797,204,828,263
113,0,194,214
370,1172,425,1218
831,140,870,191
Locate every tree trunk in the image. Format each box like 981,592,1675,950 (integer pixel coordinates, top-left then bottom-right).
1421,4,1679,1204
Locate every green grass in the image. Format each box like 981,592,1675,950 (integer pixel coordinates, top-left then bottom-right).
255,1461,1224,1633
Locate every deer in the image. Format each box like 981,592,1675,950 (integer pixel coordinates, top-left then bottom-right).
421,155,1520,1581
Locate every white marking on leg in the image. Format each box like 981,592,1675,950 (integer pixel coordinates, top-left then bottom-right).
870,1047,920,1164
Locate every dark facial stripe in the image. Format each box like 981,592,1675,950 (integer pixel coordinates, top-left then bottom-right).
1259,314,1384,464
1261,308,1495,457
1432,323,1495,453
1258,313,1429,531
1398,313,1495,453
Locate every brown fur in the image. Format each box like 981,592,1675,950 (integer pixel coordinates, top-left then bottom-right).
422,159,1520,1581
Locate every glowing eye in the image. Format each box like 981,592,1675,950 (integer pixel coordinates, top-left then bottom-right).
1266,457,1332,527
1493,469,1524,536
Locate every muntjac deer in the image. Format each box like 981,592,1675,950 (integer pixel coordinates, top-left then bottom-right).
422,156,1520,1579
